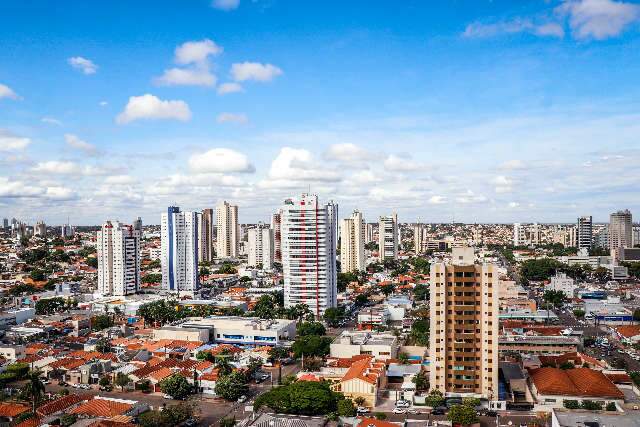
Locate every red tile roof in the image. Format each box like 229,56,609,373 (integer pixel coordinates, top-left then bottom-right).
70,398,133,417
341,356,384,385
0,403,29,418
617,325,640,338
529,367,624,399
37,393,89,416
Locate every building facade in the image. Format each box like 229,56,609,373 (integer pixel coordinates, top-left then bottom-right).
248,223,274,269
161,206,199,293
609,209,632,250
199,208,214,263
414,224,424,254
97,220,141,296
429,247,499,399
378,214,398,261
340,210,366,273
281,194,338,317
577,216,593,250
271,210,282,263
216,201,238,258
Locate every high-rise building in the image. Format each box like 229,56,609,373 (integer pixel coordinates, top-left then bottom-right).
2,218,8,229
429,247,498,399
61,223,74,238
281,194,338,317
577,216,593,250
97,220,141,296
271,211,282,263
248,223,274,270
133,217,143,232
594,227,609,249
365,223,374,244
513,223,525,246
378,214,398,261
199,208,214,263
216,201,238,258
414,224,424,254
161,206,199,293
609,209,632,250
340,210,366,273
34,221,46,237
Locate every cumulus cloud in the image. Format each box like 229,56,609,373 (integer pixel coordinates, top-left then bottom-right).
500,159,527,170
0,129,31,152
383,154,421,172
31,161,109,176
492,175,514,193
455,190,488,204
261,147,341,187
428,195,447,204
463,18,565,38
216,112,249,125
104,175,137,185
174,39,222,65
324,143,374,162
68,56,98,74
116,94,191,124
231,62,283,82
556,0,640,40
212,0,240,10
45,186,77,201
155,39,222,87
0,83,20,100
0,177,43,198
188,148,255,174
217,82,244,95
155,67,216,86
65,133,97,155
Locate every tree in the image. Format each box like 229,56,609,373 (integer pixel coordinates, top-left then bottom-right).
115,373,131,391
160,374,193,400
337,399,356,417
86,257,98,268
297,322,326,337
398,352,409,365
380,283,395,297
573,309,585,318
374,412,387,420
520,258,563,282
254,380,344,415
92,314,114,331
95,337,111,353
353,396,366,407
413,283,429,302
581,400,603,410
412,370,428,391
559,362,575,370
447,404,479,426
292,335,332,358
633,309,640,322
253,295,277,319
354,294,369,307
138,403,196,427
215,372,249,401
593,267,610,282
323,307,345,327
425,389,444,408
142,273,162,284
60,414,77,427
217,263,237,274
219,417,236,427
606,402,617,411
99,376,111,387
462,397,481,408
563,400,579,409
25,370,46,413
30,269,46,281
543,290,567,308
337,272,358,292
410,319,429,346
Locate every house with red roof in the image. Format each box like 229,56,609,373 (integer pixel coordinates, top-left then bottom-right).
329,356,386,408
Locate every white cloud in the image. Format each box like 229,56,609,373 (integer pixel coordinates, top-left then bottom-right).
556,0,640,40
0,177,43,198
428,195,447,204
155,67,216,86
116,94,191,124
463,19,565,38
383,154,421,172
41,117,62,126
68,56,98,74
212,0,240,10
0,129,31,152
500,159,526,170
99,101,108,106
45,186,77,201
217,82,244,95
508,201,521,208
216,112,249,125
31,161,109,176
104,175,137,185
231,62,283,82
0,83,19,100
174,39,222,65
492,175,514,193
325,143,373,162
262,147,341,186
64,133,97,155
349,170,382,185
189,148,255,174
455,190,488,204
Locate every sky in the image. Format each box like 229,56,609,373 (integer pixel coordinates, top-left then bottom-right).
1,0,640,226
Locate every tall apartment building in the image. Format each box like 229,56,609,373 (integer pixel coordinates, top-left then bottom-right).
609,209,632,250
198,208,214,263
97,220,141,296
133,217,142,233
340,210,366,273
378,214,398,261
365,223,375,244
513,223,525,246
248,223,274,270
216,201,238,258
34,221,46,237
429,247,499,399
161,206,199,293
2,218,9,229
577,216,593,250
414,224,424,254
271,211,282,263
281,194,338,317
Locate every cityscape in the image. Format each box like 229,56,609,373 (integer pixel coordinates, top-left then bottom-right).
2,2,640,427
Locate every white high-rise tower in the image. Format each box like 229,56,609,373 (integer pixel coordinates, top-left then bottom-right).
216,201,238,258
340,210,365,273
248,223,274,270
97,220,141,296
378,214,398,261
161,206,199,293
281,194,338,317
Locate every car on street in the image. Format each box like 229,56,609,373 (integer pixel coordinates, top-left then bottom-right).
237,395,248,403
392,408,406,414
431,407,446,415
356,407,369,414
395,400,411,408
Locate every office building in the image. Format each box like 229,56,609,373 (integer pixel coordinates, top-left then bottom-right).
133,217,142,232
34,221,46,237
61,223,74,238
281,194,338,317
577,216,593,250
271,211,282,263
97,220,141,296
378,214,398,261
2,218,8,229
430,247,499,399
199,208,214,263
340,210,366,273
216,201,238,258
161,206,199,293
248,223,274,269
609,209,632,250
414,224,424,254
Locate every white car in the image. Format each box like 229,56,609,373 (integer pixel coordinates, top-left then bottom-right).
392,408,406,414
162,394,173,399
356,407,370,414
395,400,411,408
237,395,248,403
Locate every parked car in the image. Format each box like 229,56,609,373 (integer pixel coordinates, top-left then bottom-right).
237,395,247,403
356,407,370,414
395,400,411,408
485,411,498,417
163,394,173,399
431,407,446,415
392,408,406,414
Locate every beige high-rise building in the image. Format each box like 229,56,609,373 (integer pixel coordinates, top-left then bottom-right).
340,210,366,273
414,224,424,254
429,247,499,399
609,209,632,250
378,213,398,261
216,201,238,258
199,208,214,263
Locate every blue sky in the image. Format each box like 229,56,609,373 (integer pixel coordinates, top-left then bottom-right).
1,0,640,225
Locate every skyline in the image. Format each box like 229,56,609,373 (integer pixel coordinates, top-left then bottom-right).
2,0,640,225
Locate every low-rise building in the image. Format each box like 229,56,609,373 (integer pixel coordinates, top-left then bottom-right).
177,316,296,346
499,335,580,355
330,331,398,360
548,273,577,298
0,344,25,361
329,356,386,408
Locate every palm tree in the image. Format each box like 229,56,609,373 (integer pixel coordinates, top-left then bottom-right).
25,370,46,413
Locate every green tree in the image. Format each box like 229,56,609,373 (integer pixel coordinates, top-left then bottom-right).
447,404,479,426
520,258,563,281
99,376,111,387
425,389,444,408
215,372,249,401
462,397,481,408
217,263,237,274
142,273,162,284
60,414,77,427
410,319,429,346
254,380,343,415
543,290,567,308
353,396,366,407
374,412,387,420
573,309,585,318
563,400,579,409
580,400,603,410
398,353,409,365
92,314,114,331
606,402,617,411
291,335,332,358
24,370,46,413
413,283,429,302
412,370,428,391
86,257,98,268
323,306,345,327
219,417,236,427
380,283,395,296
160,374,193,400
115,373,131,391
253,295,277,319
29,269,46,281
95,337,111,353
297,322,326,337
337,399,356,417
337,272,358,292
